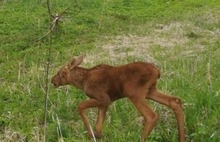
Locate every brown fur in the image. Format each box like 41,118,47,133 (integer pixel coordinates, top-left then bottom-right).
51,55,185,142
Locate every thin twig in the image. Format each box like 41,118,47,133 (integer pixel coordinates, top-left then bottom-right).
42,0,79,142
42,1,78,141
38,4,72,41
47,0,53,18
38,18,58,41
58,5,71,17
43,1,53,142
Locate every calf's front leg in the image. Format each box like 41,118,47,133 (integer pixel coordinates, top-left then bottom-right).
78,97,111,139
94,107,108,138
78,99,101,138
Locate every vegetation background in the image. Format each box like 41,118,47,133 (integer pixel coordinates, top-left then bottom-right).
1,0,220,141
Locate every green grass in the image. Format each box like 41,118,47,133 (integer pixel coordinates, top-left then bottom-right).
1,0,220,141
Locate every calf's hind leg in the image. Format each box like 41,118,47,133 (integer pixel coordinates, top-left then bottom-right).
147,87,185,142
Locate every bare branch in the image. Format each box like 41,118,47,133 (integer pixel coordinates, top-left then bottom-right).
58,5,71,17
47,0,53,18
38,20,57,40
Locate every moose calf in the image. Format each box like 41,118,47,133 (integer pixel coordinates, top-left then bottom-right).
51,55,185,142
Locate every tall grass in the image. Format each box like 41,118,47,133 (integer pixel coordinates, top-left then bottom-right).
1,0,220,141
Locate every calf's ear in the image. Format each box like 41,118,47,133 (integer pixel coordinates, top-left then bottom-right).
68,55,85,70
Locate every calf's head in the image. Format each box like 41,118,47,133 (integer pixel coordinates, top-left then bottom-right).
51,55,84,87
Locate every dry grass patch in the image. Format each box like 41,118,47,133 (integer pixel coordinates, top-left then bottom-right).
89,21,219,65
0,127,26,142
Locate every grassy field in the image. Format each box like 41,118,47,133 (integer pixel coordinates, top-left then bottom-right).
1,0,220,142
